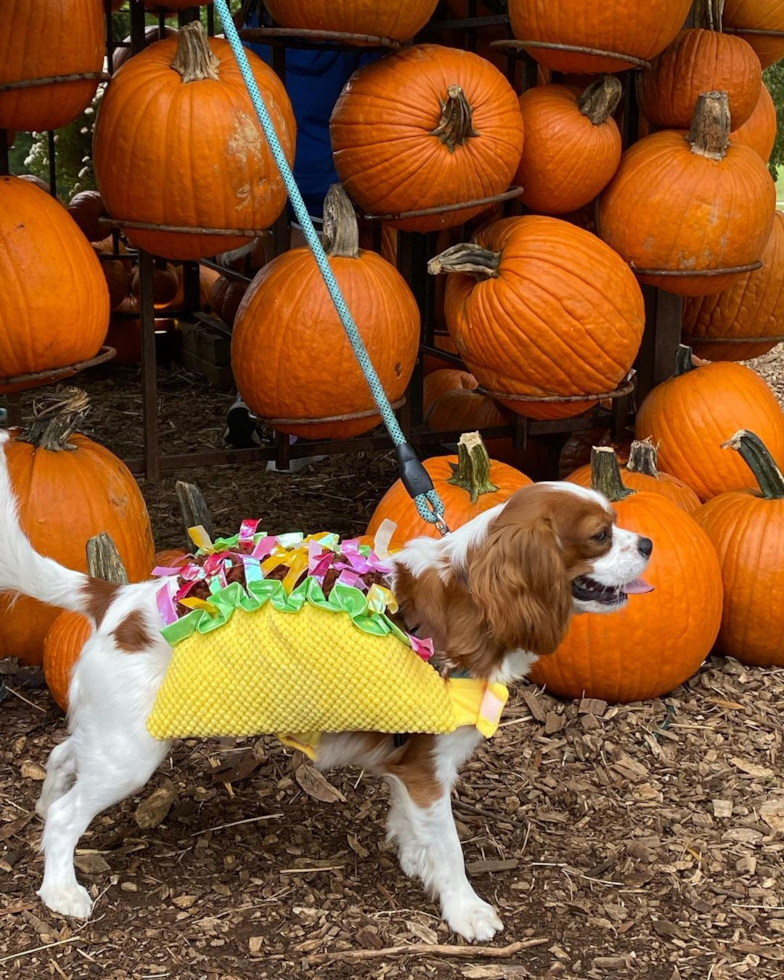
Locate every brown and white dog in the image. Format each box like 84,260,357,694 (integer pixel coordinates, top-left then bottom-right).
0,432,652,941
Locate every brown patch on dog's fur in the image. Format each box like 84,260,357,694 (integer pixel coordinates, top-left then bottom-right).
81,578,119,628
383,734,441,808
113,610,153,653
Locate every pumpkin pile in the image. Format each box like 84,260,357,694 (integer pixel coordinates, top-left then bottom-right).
0,389,155,666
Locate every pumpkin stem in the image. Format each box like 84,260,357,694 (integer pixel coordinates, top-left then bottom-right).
20,387,89,452
626,438,660,478
722,430,784,499
674,344,698,377
86,533,129,585
430,85,479,152
591,446,636,502
694,0,724,31
447,432,498,504
323,184,360,259
427,243,501,280
578,76,623,126
171,21,220,83
687,92,731,161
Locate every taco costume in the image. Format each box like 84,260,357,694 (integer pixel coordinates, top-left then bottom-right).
147,521,508,759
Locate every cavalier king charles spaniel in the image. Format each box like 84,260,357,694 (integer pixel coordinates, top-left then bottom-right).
0,433,651,941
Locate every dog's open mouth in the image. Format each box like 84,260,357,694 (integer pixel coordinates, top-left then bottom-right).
572,575,654,605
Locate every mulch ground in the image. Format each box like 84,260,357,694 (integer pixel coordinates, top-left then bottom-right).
2,357,784,980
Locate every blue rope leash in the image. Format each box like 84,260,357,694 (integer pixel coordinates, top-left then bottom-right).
212,1,447,531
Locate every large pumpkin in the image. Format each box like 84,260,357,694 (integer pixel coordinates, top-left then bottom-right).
694,430,784,666
731,84,777,164
530,447,723,703
723,0,784,69
423,369,507,433
507,0,693,74
567,438,701,513
232,184,419,441
635,345,784,500
428,215,645,419
598,93,775,297
0,390,155,665
0,0,104,132
636,11,762,130
682,211,784,362
0,177,109,380
93,23,296,260
43,534,128,712
330,44,524,233
366,432,532,551
514,78,623,215
264,0,439,42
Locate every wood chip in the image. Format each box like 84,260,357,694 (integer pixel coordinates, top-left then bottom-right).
295,764,347,804
134,786,176,829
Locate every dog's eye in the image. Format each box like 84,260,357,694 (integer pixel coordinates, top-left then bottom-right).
593,530,608,542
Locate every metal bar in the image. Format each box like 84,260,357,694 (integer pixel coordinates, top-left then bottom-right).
138,249,160,481
47,131,57,198
425,15,510,31
6,392,22,427
0,129,8,177
181,261,201,313
104,0,116,73
200,258,254,285
207,3,216,35
130,0,146,52
636,286,682,402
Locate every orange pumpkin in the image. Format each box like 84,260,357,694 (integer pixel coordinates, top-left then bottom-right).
731,84,777,164
330,45,524,233
68,191,108,243
93,23,296,260
683,211,784,362
637,19,762,130
131,262,180,309
567,438,701,513
530,447,723,703
43,612,92,712
366,432,532,551
264,0,438,42
559,428,633,480
232,184,419,441
154,549,189,568
0,0,104,132
210,276,250,327
0,177,109,380
635,345,784,500
424,369,508,432
598,93,775,297
93,237,131,311
430,215,645,419
694,430,784,666
507,0,693,73
0,390,155,665
723,0,784,69
514,78,623,215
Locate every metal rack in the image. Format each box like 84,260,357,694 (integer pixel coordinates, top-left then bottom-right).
1,0,685,481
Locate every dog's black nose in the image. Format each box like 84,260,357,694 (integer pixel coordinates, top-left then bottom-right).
637,536,653,558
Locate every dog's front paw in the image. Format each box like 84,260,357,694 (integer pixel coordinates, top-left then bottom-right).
38,882,93,919
444,897,503,943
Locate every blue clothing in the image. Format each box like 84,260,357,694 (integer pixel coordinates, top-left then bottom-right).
243,11,381,217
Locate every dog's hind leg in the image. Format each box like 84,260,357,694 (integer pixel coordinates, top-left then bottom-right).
37,726,170,919
36,739,77,819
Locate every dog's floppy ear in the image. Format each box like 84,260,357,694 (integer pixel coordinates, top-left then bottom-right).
468,502,572,658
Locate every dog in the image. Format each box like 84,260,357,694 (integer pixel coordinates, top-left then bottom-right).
0,432,652,942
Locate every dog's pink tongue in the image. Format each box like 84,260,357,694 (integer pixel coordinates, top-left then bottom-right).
624,577,654,595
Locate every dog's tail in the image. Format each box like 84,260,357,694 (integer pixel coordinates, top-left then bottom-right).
0,430,99,617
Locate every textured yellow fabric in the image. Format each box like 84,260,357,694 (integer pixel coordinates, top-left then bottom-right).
148,602,461,740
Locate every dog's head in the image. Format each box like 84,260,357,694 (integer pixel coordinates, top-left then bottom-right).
466,482,652,658
392,480,653,673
